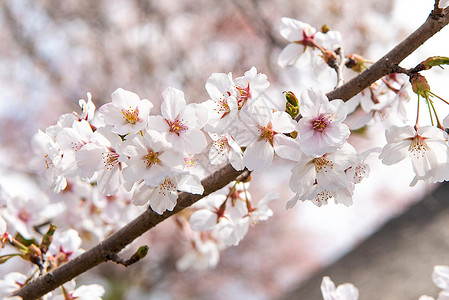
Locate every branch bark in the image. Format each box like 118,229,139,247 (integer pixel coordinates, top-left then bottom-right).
14,6,449,300
327,7,449,101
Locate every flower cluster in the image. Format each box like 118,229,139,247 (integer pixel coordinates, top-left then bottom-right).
2,10,449,299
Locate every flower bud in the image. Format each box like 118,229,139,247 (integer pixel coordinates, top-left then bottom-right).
283,91,300,118
40,224,56,254
345,54,368,73
321,24,331,33
418,56,449,70
410,73,430,97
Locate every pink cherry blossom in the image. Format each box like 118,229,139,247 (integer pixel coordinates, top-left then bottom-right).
296,88,350,157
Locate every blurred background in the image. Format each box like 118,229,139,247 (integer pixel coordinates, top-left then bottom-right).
1,0,449,299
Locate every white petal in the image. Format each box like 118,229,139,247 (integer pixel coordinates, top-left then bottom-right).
162,87,186,121
273,134,301,161
433,265,449,291
177,174,204,195
190,210,218,231
278,43,303,67
243,140,274,172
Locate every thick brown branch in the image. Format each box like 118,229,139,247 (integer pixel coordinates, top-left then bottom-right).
13,6,449,300
15,164,244,299
326,7,449,101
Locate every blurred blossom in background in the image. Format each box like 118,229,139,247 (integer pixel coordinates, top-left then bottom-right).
1,0,449,299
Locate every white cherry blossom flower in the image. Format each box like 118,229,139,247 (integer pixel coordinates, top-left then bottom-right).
345,148,381,184
150,87,207,154
0,272,28,299
243,101,300,172
99,88,152,135
76,126,125,195
121,130,185,187
47,229,84,267
233,66,269,108
379,125,449,183
30,129,67,192
52,283,105,300
132,174,203,214
56,119,94,178
289,143,357,200
278,18,318,67
420,265,449,300
297,88,350,157
176,232,220,271
208,133,244,171
203,72,239,134
321,276,359,300
78,92,96,122
2,195,50,239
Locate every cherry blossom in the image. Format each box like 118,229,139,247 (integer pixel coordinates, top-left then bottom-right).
203,72,239,134
289,143,357,206
76,126,125,196
321,276,359,300
78,92,96,122
99,88,152,135
233,66,270,108
379,125,449,184
132,174,204,214
243,101,300,172
30,130,67,192
208,133,244,171
278,18,341,70
149,87,207,154
47,229,84,267
176,232,220,272
419,265,449,300
121,130,185,187
296,88,350,157
56,119,94,178
278,18,319,67
345,148,381,184
0,272,28,299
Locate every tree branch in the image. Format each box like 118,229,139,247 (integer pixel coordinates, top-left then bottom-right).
14,6,449,300
327,7,449,101
15,164,244,299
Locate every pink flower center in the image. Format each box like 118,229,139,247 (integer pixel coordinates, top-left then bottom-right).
143,149,160,167
166,119,188,136
18,209,31,223
312,115,330,133
122,106,140,124
294,29,317,48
